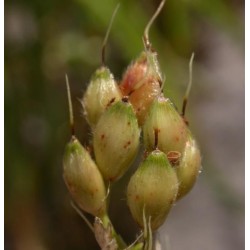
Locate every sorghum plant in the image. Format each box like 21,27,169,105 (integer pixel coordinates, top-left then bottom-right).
63,1,202,249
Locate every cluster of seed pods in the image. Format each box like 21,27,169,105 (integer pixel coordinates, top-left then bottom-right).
63,1,201,249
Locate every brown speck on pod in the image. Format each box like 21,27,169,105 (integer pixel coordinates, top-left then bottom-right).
122,96,129,103
106,97,116,108
123,141,131,149
167,151,181,166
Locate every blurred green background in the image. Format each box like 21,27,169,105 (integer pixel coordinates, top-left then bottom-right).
5,0,244,249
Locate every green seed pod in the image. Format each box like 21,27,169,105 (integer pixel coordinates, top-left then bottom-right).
63,75,107,217
176,133,201,200
83,66,122,127
143,95,188,155
83,5,121,127
93,98,140,182
127,150,178,230
63,137,107,217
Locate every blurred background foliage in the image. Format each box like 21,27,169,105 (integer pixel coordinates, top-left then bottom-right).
5,0,244,249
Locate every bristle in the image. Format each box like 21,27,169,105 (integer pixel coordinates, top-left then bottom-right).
143,0,166,50
182,52,195,117
65,74,75,136
101,4,120,66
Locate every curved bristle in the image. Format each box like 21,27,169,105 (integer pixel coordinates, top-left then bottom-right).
143,0,166,50
101,3,120,66
182,52,195,117
65,74,75,136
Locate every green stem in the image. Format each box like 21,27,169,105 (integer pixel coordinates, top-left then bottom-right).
100,213,127,249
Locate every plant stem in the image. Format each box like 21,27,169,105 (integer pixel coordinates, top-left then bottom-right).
100,213,127,249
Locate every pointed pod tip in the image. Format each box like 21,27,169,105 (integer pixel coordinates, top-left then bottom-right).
144,149,173,170
92,66,112,81
64,136,82,155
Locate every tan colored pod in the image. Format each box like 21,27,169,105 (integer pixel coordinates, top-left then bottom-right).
93,98,140,182
127,150,178,230
119,51,162,126
63,136,107,217
83,66,122,127
129,75,161,126
119,52,148,96
119,0,165,126
143,95,188,155
176,133,201,200
120,51,162,95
